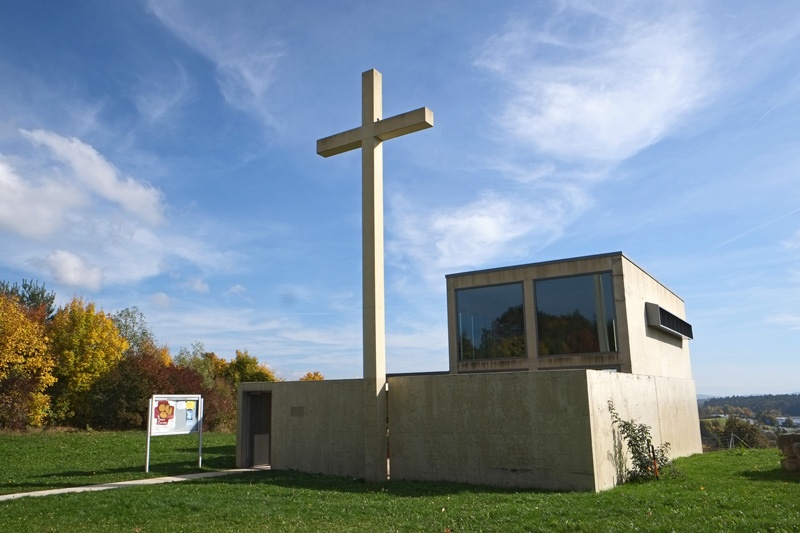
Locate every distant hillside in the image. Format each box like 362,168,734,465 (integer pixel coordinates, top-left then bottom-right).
696,394,714,406
700,393,800,416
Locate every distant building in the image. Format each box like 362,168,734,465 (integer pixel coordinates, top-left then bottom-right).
238,252,702,491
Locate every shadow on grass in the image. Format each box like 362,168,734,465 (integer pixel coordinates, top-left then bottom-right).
4,456,237,493
36,465,144,479
193,468,558,498
176,444,235,455
740,467,800,483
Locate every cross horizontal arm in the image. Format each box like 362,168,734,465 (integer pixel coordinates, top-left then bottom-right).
316,107,434,158
373,107,434,142
316,126,364,158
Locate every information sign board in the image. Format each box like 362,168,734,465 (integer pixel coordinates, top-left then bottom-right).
145,394,203,472
151,395,201,436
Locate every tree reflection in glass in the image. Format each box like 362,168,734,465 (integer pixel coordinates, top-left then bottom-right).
535,272,617,356
456,283,525,360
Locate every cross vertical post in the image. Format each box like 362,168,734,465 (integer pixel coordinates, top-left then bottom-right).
361,70,386,484
316,69,433,483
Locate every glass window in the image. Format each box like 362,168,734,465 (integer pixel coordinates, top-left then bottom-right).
456,283,525,360
535,272,617,356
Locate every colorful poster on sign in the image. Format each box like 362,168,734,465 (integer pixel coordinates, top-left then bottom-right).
155,399,176,427
185,401,195,425
150,395,202,436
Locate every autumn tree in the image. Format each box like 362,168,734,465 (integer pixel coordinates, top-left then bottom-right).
88,342,167,429
174,342,236,431
299,371,324,381
112,306,157,359
224,350,279,386
0,279,55,323
48,297,129,426
0,296,55,428
89,340,202,430
174,345,280,431
174,342,228,388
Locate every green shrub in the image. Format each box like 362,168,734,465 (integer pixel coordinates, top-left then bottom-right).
723,415,771,448
608,400,674,482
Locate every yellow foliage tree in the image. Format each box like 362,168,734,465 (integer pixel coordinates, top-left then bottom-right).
0,296,55,428
224,349,279,386
299,371,324,381
48,297,129,426
151,342,173,367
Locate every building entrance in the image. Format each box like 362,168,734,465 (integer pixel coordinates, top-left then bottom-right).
247,392,272,467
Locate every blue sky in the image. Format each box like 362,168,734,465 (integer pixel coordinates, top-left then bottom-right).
1,1,799,396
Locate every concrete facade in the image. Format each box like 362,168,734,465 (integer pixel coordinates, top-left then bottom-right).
446,252,693,378
389,371,700,491
237,379,364,478
237,370,701,491
236,252,702,491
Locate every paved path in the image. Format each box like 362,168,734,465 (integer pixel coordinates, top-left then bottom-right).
0,468,269,502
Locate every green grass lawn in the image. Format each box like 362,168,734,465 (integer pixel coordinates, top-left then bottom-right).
0,429,235,494
0,431,798,532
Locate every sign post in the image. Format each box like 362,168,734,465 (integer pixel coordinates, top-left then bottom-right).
145,394,203,473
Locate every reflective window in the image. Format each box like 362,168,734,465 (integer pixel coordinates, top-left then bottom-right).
456,283,525,360
535,272,617,356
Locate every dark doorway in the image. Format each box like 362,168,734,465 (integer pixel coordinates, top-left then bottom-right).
248,392,272,467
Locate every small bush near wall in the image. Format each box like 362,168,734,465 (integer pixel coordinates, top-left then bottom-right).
608,400,675,483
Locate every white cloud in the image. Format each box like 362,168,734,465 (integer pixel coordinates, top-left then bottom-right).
150,292,172,308
767,314,800,330
227,284,246,295
31,249,103,291
147,0,284,127
389,185,589,275
147,304,364,375
475,3,716,162
0,156,85,238
0,129,237,291
20,129,165,225
186,277,210,293
382,2,718,283
134,62,193,124
485,161,558,185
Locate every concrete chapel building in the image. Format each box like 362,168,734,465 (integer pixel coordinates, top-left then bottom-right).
237,69,700,492
236,251,703,492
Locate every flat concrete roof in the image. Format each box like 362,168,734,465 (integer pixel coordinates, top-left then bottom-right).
444,251,683,301
444,251,625,278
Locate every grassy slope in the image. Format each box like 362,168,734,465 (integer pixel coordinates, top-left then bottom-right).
0,431,798,532
0,430,235,493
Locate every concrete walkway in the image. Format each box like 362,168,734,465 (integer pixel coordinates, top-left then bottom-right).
0,467,269,502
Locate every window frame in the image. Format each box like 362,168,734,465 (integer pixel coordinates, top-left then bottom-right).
533,270,618,357
455,281,526,361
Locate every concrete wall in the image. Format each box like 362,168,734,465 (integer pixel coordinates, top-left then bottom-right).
620,259,693,379
388,371,597,491
586,371,702,491
236,370,701,491
237,380,364,478
387,370,702,492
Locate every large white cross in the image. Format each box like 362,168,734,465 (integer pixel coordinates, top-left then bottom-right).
317,69,433,482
